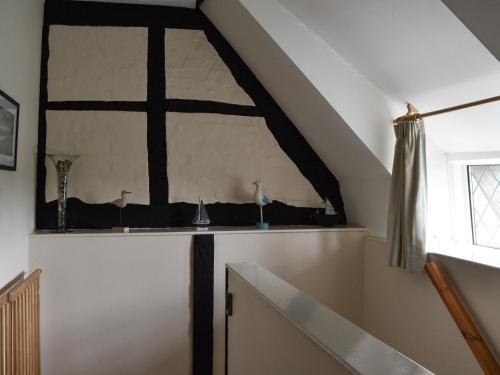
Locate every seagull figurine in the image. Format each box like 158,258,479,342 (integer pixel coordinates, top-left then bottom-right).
253,181,271,229
111,190,131,228
112,190,131,209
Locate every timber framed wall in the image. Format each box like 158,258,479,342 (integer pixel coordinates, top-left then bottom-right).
36,0,346,229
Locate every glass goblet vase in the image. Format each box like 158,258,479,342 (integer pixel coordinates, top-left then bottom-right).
47,154,79,232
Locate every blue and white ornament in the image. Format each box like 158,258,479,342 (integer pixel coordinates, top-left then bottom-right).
252,180,271,229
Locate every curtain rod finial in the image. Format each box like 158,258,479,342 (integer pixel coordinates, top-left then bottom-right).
406,103,419,115
393,103,420,124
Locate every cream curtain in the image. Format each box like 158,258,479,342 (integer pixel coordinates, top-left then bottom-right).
387,120,428,272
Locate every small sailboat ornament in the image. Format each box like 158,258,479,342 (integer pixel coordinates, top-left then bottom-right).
193,198,210,230
311,198,340,227
325,198,337,215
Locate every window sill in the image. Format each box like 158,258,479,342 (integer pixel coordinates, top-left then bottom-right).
428,241,500,271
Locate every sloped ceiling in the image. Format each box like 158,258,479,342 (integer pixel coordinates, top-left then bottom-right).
442,0,500,62
276,0,500,154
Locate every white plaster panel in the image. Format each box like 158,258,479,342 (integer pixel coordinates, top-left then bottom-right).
166,112,323,207
165,29,254,106
45,111,149,205
48,26,147,101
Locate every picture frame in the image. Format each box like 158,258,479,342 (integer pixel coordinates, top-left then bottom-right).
0,89,20,171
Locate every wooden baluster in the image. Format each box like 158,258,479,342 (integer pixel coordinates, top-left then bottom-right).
1,300,5,375
20,294,24,375
2,270,41,375
6,303,10,375
23,291,27,375
36,277,40,375
27,287,30,375
14,300,18,375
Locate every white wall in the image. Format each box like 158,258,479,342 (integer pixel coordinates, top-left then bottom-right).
0,0,43,287
29,229,500,375
363,236,500,375
29,228,366,375
426,139,452,249
29,234,193,375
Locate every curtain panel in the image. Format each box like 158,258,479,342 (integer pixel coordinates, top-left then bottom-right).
387,120,428,272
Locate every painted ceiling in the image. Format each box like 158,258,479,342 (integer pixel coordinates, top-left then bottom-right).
277,0,500,154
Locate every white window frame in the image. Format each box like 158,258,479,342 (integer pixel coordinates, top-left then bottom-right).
443,152,500,268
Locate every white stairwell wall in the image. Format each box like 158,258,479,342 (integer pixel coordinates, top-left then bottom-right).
29,229,500,375
29,228,367,375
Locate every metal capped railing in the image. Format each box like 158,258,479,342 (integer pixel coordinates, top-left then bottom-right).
226,263,434,375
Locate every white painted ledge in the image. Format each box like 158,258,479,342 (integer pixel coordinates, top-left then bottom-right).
31,225,367,238
228,262,433,375
365,236,500,271
428,252,500,272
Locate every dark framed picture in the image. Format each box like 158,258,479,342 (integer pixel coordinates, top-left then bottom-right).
0,89,20,171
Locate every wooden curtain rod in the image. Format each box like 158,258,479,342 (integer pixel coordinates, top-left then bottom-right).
393,95,500,124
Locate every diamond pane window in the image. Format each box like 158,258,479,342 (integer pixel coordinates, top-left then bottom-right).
469,165,500,249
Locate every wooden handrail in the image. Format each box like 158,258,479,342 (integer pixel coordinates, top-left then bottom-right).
0,272,25,296
0,272,25,306
425,261,500,375
8,269,42,301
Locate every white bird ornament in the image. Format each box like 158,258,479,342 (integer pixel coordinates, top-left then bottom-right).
252,181,271,229
111,190,131,231
112,190,131,209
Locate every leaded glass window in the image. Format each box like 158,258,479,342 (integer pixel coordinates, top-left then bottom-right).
468,165,500,249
